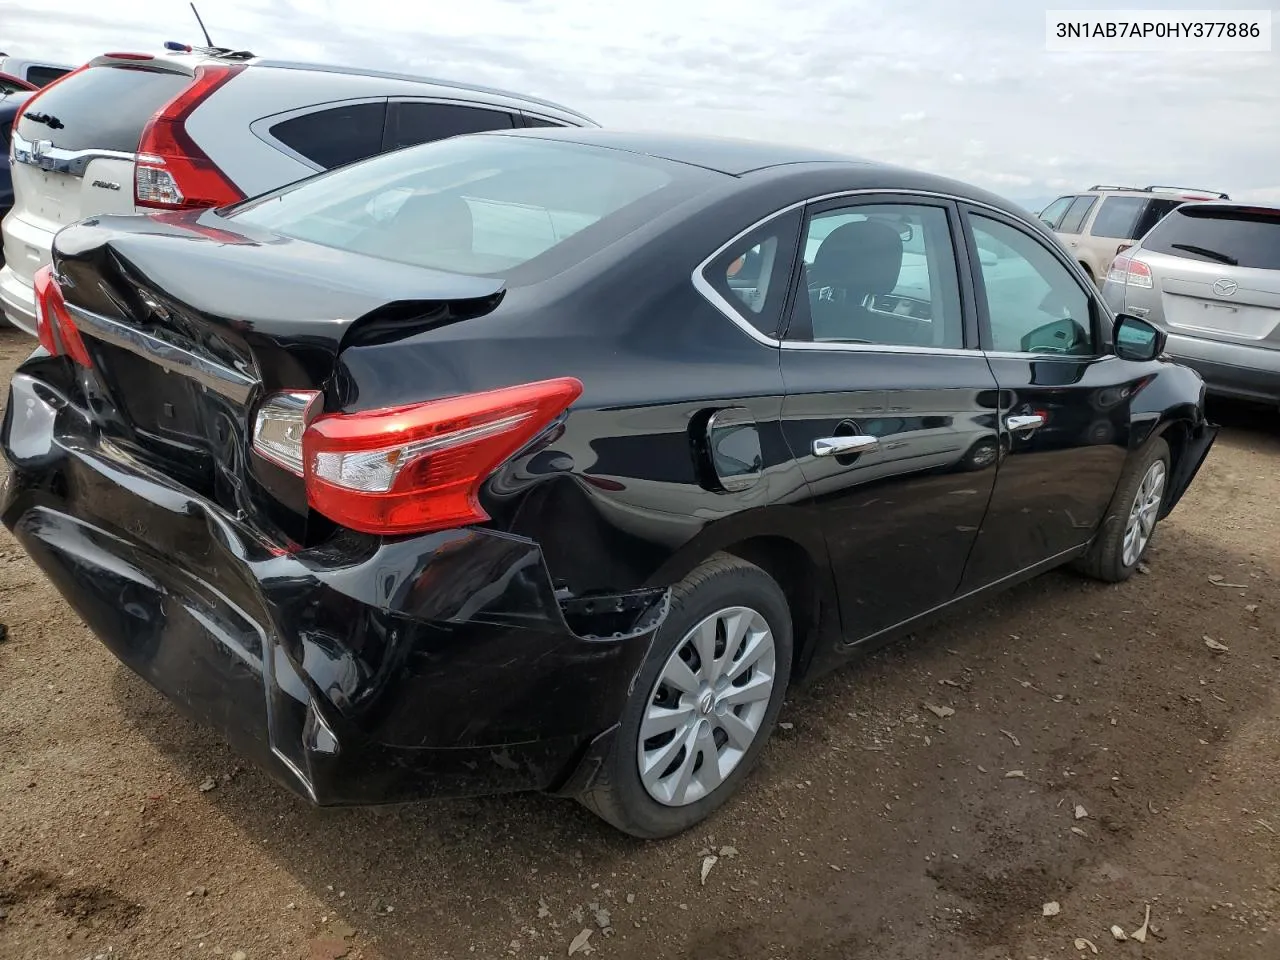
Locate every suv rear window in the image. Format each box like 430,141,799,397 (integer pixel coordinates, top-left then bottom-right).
1143,206,1280,270
228,135,681,278
15,65,188,154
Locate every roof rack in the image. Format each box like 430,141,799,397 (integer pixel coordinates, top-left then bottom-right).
1088,184,1144,192
1145,184,1230,199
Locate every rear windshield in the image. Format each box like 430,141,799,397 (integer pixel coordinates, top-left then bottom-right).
15,64,188,154
1143,206,1280,270
228,135,682,277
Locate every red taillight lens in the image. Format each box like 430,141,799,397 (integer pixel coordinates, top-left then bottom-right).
134,64,245,210
299,378,583,535
32,265,93,368
1106,254,1152,289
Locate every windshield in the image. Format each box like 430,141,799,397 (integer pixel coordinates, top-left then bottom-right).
229,135,678,277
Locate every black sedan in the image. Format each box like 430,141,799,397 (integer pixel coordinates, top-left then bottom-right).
1,129,1216,838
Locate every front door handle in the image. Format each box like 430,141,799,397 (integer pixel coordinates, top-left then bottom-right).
1006,414,1045,432
813,435,879,457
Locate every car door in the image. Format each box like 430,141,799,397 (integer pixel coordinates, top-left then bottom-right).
382,99,517,152
1053,194,1100,269
778,195,1001,641
958,205,1135,590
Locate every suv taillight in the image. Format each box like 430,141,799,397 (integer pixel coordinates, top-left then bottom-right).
252,378,583,535
135,64,244,210
1107,254,1153,289
33,265,93,367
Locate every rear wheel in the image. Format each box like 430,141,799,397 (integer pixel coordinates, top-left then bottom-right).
1076,437,1170,582
579,555,791,838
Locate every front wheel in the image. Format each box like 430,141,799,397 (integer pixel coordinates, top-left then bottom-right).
579,554,792,838
1076,437,1170,582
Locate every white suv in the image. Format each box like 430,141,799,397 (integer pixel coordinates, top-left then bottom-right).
1,45,594,335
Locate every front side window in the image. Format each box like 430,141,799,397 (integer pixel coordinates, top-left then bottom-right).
1057,195,1098,235
229,135,677,278
787,202,963,349
1038,196,1074,229
971,215,1095,356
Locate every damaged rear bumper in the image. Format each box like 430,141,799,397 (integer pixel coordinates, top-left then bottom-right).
1,371,667,805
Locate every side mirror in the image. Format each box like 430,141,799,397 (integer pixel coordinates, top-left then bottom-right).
979,247,999,267
1040,218,1057,230
1113,314,1165,362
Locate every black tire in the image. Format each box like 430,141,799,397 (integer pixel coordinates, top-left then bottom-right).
1075,437,1171,583
579,554,792,839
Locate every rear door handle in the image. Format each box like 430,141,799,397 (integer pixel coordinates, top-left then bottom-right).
813,435,879,457
1006,414,1045,432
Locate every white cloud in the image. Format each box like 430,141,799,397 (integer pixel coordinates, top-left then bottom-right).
3,0,1278,207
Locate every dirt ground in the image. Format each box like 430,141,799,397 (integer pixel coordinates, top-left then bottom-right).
1,325,1277,960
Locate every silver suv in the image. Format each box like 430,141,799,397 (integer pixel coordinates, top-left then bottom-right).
1041,184,1228,285
2,45,593,335
1102,201,1280,406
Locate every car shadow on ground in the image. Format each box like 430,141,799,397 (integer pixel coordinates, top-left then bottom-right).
109,503,1278,959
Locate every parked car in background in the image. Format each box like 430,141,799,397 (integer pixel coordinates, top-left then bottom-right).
1103,200,1280,407
1040,185,1229,284
3,129,1216,838
0,87,34,269
1,44,594,334
0,72,37,95
0,55,73,87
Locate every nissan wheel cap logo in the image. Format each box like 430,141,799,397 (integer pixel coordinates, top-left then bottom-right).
1213,278,1238,297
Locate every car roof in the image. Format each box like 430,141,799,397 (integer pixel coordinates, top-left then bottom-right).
254,60,595,124
89,48,594,125
1171,199,1280,214
480,128,1035,215
484,127,864,175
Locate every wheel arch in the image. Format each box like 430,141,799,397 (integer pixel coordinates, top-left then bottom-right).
645,511,839,684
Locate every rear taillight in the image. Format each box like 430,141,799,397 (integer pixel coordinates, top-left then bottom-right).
252,378,583,535
1106,254,1153,289
33,265,93,367
134,64,244,210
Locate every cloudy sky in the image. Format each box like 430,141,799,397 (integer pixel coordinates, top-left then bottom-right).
3,0,1278,208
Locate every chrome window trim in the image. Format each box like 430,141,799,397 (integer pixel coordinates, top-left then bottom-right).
65,303,258,404
10,130,135,178
693,188,1017,357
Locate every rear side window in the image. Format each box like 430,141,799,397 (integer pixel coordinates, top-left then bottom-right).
701,208,802,337
15,65,188,153
1132,198,1180,238
1143,206,1280,270
1089,196,1149,239
26,65,70,88
269,102,387,169
228,135,680,278
523,115,567,128
1057,195,1097,234
384,102,514,152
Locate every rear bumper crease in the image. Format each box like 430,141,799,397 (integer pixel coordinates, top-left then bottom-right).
2,371,666,804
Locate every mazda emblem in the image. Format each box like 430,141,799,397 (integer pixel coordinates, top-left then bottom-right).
1212,278,1238,297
